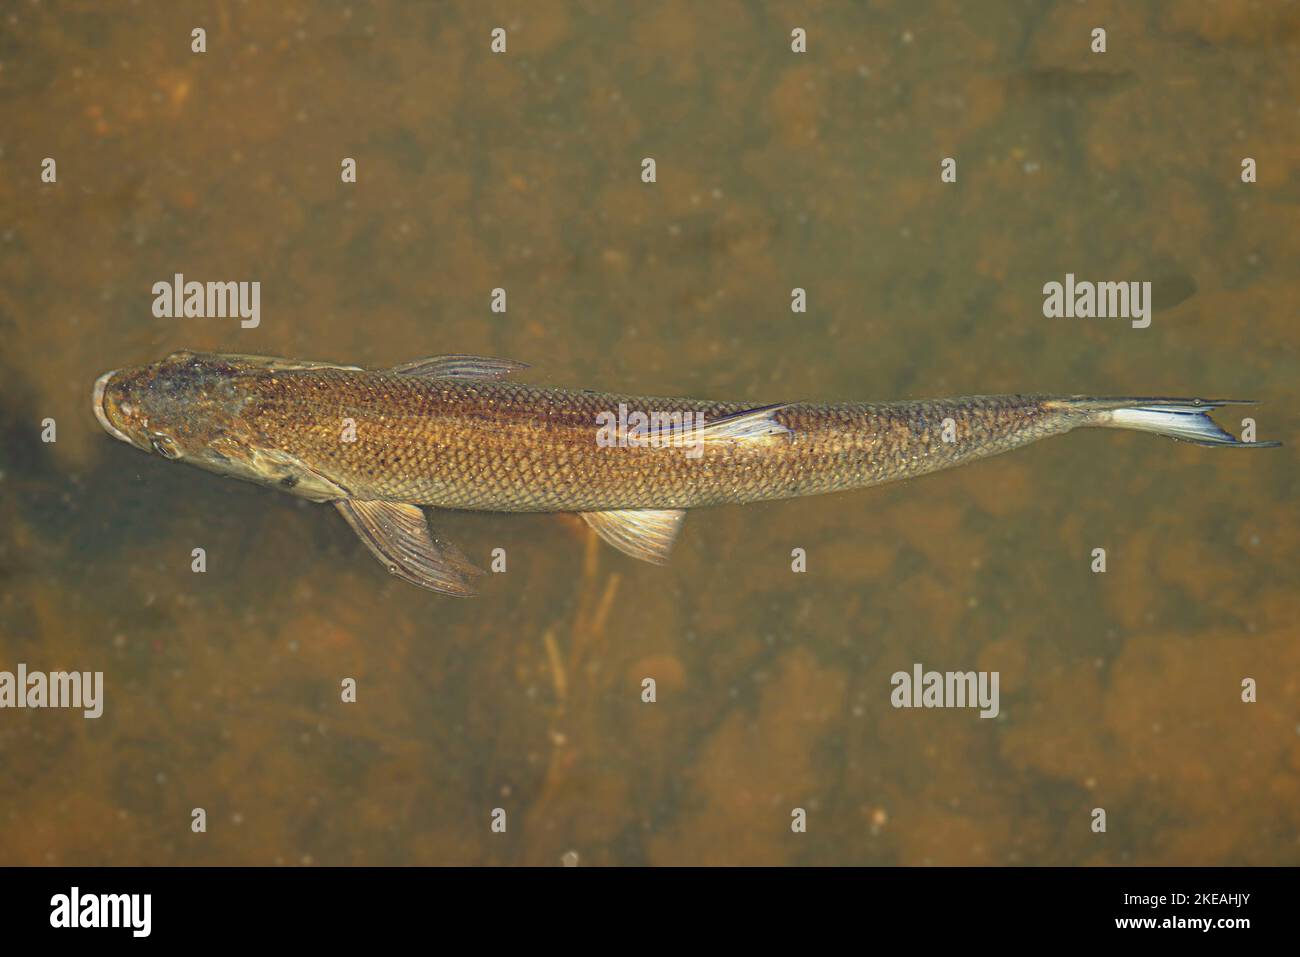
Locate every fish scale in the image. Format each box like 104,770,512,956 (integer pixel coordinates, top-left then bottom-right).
245,370,1067,512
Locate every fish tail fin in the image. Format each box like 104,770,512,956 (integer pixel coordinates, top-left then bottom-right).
1052,397,1281,448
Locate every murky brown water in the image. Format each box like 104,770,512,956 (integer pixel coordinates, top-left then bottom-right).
1,1,1297,865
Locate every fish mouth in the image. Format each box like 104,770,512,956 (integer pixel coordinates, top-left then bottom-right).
93,370,135,445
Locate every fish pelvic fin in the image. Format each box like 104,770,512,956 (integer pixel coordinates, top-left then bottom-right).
1056,397,1282,448
580,509,686,565
335,500,484,596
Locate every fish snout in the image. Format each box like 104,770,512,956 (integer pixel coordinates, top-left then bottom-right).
93,369,138,446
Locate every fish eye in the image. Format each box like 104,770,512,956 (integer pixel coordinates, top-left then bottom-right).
150,434,182,459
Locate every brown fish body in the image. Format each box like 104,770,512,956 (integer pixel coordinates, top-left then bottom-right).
93,351,1275,594
251,371,1070,511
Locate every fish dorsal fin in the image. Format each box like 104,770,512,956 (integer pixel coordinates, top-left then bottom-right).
616,404,792,453
695,403,792,444
580,509,685,565
389,355,529,380
335,500,483,596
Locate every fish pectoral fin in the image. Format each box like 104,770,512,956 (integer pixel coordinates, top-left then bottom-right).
220,354,365,372
389,355,529,380
695,403,793,445
251,448,352,500
334,500,483,597
580,509,685,565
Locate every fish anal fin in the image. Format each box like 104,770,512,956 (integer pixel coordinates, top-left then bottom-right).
390,355,529,380
580,509,685,565
335,500,483,596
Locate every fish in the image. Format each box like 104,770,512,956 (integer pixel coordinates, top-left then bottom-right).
92,350,1280,596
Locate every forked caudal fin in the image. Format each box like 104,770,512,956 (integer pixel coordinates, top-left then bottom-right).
1063,397,1282,448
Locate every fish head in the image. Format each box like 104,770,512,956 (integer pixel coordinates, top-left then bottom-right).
94,350,349,501
94,350,239,457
